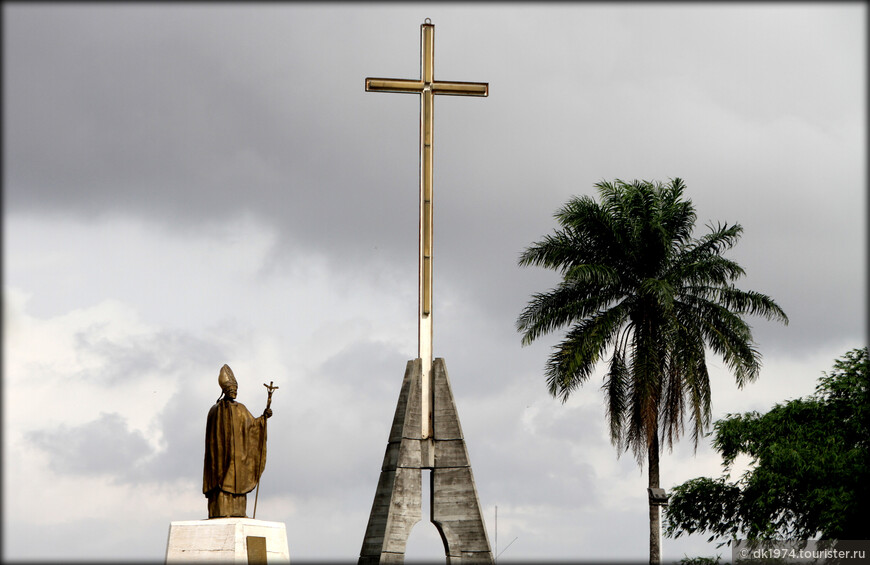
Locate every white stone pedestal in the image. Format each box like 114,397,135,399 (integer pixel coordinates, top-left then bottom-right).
165,518,289,563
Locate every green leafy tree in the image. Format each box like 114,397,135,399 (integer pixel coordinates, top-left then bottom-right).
517,179,788,563
665,348,869,542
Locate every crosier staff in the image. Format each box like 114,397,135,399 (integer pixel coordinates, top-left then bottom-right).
252,381,278,519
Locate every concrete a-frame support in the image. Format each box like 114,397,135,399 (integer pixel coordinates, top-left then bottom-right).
359,358,493,564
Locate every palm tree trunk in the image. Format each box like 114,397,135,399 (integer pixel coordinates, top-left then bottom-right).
648,430,661,565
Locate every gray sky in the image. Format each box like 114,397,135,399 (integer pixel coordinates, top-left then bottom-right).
3,3,866,562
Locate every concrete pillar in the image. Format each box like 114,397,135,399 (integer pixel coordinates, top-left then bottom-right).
359,359,492,564
431,359,493,564
359,360,424,564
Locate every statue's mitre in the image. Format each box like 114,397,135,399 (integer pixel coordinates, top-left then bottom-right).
218,364,238,390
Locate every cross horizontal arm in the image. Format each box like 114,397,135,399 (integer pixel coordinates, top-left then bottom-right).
366,78,488,97
431,81,488,97
366,78,424,93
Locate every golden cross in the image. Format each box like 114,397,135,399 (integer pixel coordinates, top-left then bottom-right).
366,20,488,439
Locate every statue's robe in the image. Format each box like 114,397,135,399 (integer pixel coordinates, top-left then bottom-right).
203,398,267,518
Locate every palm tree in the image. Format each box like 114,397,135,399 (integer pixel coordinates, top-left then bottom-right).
517,179,788,564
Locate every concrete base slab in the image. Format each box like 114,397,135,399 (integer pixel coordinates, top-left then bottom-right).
166,518,289,563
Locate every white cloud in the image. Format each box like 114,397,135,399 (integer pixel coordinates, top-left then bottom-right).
3,214,864,561
2,213,420,560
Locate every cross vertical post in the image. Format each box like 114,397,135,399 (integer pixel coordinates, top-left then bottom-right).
365,20,488,440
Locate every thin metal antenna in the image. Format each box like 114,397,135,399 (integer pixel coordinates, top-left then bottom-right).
494,504,517,562
497,537,518,560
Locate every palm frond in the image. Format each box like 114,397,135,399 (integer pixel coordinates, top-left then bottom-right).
711,286,789,324
517,229,582,272
670,256,747,289
603,345,631,449
544,303,631,402
679,296,763,387
517,281,627,345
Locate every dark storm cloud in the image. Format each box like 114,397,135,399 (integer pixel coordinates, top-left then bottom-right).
6,5,863,359
71,325,224,386
317,338,411,400
133,376,213,485
264,338,412,498
472,406,606,509
75,334,419,492
28,412,154,477
22,323,235,485
4,5,426,263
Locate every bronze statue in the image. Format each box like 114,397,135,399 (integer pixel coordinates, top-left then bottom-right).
203,364,273,518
